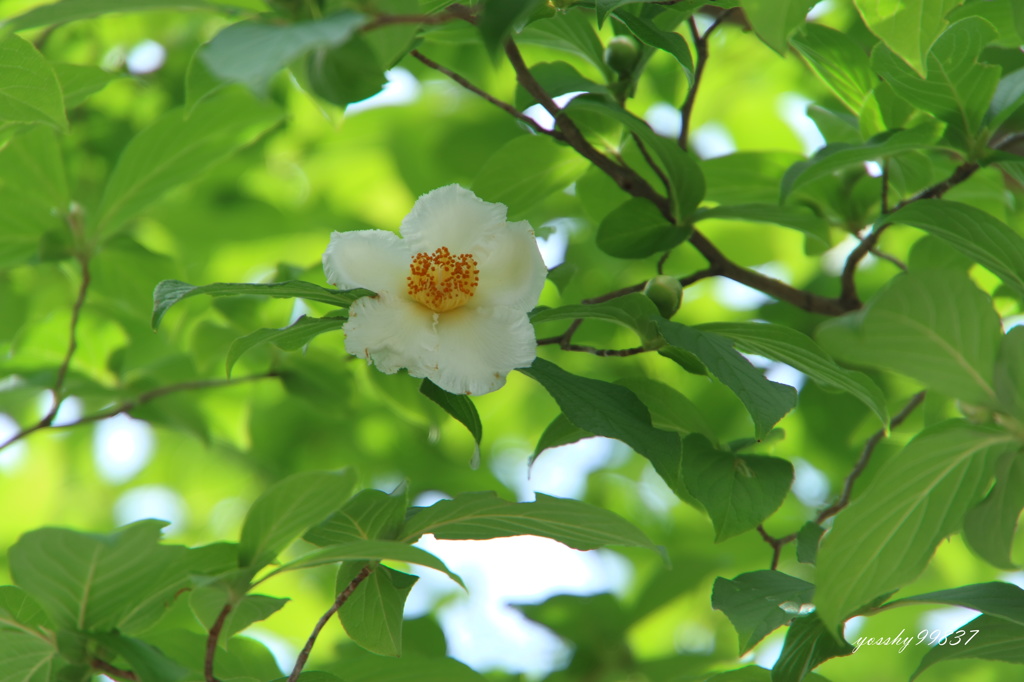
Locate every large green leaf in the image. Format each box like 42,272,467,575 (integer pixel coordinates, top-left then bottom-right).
227,315,348,376
473,134,588,219
658,320,798,440
871,18,1000,151
0,34,66,133
815,421,1017,628
530,293,661,346
400,491,661,556
615,377,717,442
681,434,793,542
739,0,817,55
694,204,829,245
884,582,1024,626
152,279,371,329
0,587,49,631
790,23,874,114
267,539,464,587
531,413,591,465
200,12,366,94
854,0,960,76
189,589,288,642
307,35,387,108
597,197,691,259
963,450,1024,569
712,570,815,654
336,563,417,657
772,614,854,682
612,10,693,77
3,0,219,32
478,0,544,53
912,614,1024,679
817,271,1002,406
880,199,1024,299
91,89,282,236
0,630,56,682
238,469,357,569
996,327,1024,419
305,489,408,546
8,521,189,631
699,321,888,426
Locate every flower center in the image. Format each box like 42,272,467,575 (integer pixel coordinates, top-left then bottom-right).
407,246,480,313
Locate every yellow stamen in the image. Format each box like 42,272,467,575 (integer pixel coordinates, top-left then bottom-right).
407,246,480,313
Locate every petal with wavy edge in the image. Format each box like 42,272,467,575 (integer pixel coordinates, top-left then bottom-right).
343,294,438,377
431,306,537,395
323,229,411,294
472,219,547,311
400,185,507,255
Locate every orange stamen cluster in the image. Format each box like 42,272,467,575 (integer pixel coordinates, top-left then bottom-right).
407,246,480,313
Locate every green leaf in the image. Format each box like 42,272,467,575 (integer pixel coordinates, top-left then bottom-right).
337,563,417,657
519,12,608,73
781,122,943,198
595,0,676,25
854,0,959,76
530,293,662,345
991,67,1024,130
479,0,544,53
597,197,691,259
400,491,661,556
90,633,190,682
0,629,57,682
227,315,347,376
658,320,798,440
963,450,1024,569
307,36,387,107
712,570,815,653
305,489,408,546
739,0,817,55
885,582,1024,626
420,379,483,459
152,279,371,329
880,199,1024,300
681,434,793,541
238,469,357,569
52,63,118,109
996,327,1024,419
0,587,50,631
3,0,219,32
565,97,705,220
189,590,288,643
695,204,829,245
796,522,823,565
699,321,889,426
790,23,874,113
514,61,610,110
199,12,366,94
771,614,854,682
0,34,66,133
91,89,282,236
612,10,693,77
704,151,802,205
518,358,685,494
531,413,591,466
615,377,717,442
912,614,1024,679
816,271,1002,406
472,134,589,219
268,539,464,587
870,18,1000,151
8,520,189,631
815,421,1017,628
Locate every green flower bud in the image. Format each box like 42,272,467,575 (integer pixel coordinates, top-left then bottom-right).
643,275,683,318
603,35,640,77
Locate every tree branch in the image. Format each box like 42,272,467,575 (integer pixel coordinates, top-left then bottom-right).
205,603,232,682
678,10,732,149
288,565,374,681
90,658,139,682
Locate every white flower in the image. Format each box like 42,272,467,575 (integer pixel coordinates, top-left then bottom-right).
323,185,547,396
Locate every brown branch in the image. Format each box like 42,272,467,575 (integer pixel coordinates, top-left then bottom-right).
561,344,650,356
756,525,793,571
205,603,232,682
90,658,138,682
361,5,469,32
288,565,374,682
679,12,733,150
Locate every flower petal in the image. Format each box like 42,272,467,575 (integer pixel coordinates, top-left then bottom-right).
399,185,507,255
431,306,537,395
344,294,438,377
472,219,547,311
323,229,411,294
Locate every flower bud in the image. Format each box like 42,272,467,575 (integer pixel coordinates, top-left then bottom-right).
643,275,683,318
603,35,640,77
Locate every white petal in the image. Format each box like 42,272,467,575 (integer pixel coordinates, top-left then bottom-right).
323,230,411,294
472,220,548,311
399,185,507,255
343,294,438,377
430,306,537,395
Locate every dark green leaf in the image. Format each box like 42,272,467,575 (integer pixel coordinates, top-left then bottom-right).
479,0,544,53
200,12,366,94
530,413,591,467
268,539,464,587
305,489,408,546
695,203,829,245
816,271,1002,406
991,67,1024,129
0,34,66,132
530,293,661,345
595,0,672,25
307,36,387,107
912,614,1024,679
963,449,1024,570
996,327,1024,420
227,315,347,376
771,614,854,682
658,320,798,439
681,434,793,541
3,0,219,32
597,197,691,259
337,564,417,657
612,10,693,77
514,61,610,110
790,23,874,113
885,582,1024,626
739,0,817,55
815,421,1017,628
420,379,483,457
616,377,717,442
712,570,815,653
152,279,371,329
238,469,357,569
796,522,823,565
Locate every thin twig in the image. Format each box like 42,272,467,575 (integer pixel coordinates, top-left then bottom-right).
90,658,139,682
678,10,732,149
756,525,793,571
561,345,650,357
288,565,374,681
361,6,468,32
205,604,232,682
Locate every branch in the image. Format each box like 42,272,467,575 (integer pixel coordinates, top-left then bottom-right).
205,604,232,682
90,658,138,682
288,564,374,681
361,5,470,32
678,10,732,149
